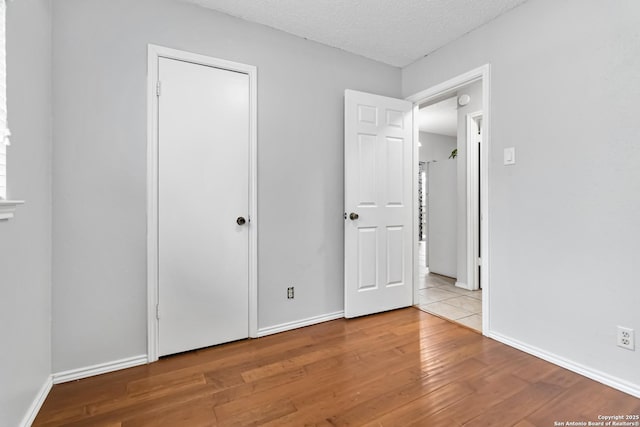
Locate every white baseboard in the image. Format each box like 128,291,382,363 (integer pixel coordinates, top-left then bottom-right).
20,375,52,427
52,354,148,384
455,281,470,290
257,311,344,337
487,331,640,399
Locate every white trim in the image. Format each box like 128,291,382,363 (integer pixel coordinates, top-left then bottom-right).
0,199,24,220
247,54,258,339
465,111,482,291
454,281,470,290
19,375,52,427
406,64,491,335
146,44,258,362
480,69,491,334
52,355,148,384
257,311,344,337
488,331,640,399
406,66,486,104
0,0,10,201
412,104,420,306
146,45,159,363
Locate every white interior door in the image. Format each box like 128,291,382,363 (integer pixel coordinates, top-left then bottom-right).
344,90,414,318
158,57,249,357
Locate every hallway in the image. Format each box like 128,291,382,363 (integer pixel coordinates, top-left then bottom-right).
416,242,482,332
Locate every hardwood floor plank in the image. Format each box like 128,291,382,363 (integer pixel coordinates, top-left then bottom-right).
214,397,297,426
524,379,640,426
121,397,216,427
239,344,431,425
74,373,208,421
126,372,207,398
358,381,475,426
463,381,566,426
442,371,531,425
33,308,640,426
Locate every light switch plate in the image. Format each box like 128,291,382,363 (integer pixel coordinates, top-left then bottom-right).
504,147,516,165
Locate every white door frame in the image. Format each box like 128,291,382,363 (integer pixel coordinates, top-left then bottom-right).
146,44,258,362
406,64,491,334
466,111,482,292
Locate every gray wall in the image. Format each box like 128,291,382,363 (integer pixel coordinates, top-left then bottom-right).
404,0,640,389
418,131,456,162
427,161,457,278
52,0,400,372
419,132,456,274
0,0,52,425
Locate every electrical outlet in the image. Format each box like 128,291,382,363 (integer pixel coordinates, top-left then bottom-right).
287,287,294,299
617,326,635,350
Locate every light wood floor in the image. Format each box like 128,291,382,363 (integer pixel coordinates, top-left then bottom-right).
35,308,639,426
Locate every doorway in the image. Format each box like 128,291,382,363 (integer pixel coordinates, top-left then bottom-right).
414,92,482,331
408,65,490,334
418,96,458,280
342,67,489,329
146,45,258,361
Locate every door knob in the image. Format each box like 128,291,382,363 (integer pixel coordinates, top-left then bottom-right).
349,212,359,221
236,216,246,226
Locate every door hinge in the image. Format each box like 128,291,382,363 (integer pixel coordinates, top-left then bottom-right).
156,304,160,320
156,81,162,97
477,257,482,266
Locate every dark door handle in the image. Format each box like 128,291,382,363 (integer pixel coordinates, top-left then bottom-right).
349,212,359,221
236,216,246,226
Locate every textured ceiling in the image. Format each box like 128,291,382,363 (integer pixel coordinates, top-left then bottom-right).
182,0,528,67
418,96,458,136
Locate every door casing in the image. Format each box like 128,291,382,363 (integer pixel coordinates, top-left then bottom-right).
466,112,483,292
146,44,258,362
406,64,491,334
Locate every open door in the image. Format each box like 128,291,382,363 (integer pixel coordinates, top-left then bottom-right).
344,90,414,318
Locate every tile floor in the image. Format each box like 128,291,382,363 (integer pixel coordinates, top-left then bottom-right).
415,242,483,332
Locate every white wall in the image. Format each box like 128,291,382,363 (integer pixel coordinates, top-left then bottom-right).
427,161,457,277
51,0,400,372
419,131,456,271
419,131,456,162
0,0,52,425
404,0,640,392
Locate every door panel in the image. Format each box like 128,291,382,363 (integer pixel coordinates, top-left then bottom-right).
358,227,378,290
158,57,249,356
386,226,404,286
345,90,414,318
386,137,404,205
358,134,377,205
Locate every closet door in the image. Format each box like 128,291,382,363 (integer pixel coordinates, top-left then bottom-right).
158,57,249,356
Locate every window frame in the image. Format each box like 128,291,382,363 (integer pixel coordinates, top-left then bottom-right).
0,0,9,201
0,0,24,219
